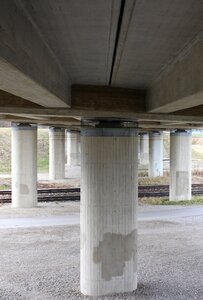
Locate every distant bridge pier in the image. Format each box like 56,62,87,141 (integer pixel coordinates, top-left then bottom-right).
80,121,138,296
49,127,65,180
67,130,81,166
170,130,192,201
139,133,149,167
11,123,37,208
149,131,163,177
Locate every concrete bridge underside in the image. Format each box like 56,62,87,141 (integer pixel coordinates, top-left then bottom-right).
0,0,202,297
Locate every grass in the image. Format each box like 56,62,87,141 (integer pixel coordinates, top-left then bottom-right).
0,128,11,173
192,145,203,160
140,196,203,205
37,156,49,173
138,175,169,185
0,184,10,190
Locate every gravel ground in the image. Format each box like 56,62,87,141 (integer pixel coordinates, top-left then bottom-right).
0,205,202,299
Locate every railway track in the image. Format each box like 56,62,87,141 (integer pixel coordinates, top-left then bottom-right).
0,184,203,203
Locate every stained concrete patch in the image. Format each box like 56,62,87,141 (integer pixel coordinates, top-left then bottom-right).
93,229,137,281
15,183,30,194
176,171,189,196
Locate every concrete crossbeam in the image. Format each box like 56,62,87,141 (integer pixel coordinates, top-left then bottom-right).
72,85,146,112
1,107,203,124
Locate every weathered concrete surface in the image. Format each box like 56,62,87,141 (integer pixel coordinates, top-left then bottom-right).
170,130,192,201
12,124,37,208
80,127,138,296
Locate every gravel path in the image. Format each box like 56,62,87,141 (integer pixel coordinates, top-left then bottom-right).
0,205,202,299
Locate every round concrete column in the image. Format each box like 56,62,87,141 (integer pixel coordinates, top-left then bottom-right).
149,132,163,177
49,127,65,180
80,122,138,296
140,133,149,166
12,123,37,208
67,130,80,166
170,130,192,201
138,134,140,163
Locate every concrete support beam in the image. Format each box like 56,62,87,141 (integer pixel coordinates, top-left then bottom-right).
80,121,138,296
67,131,81,166
149,132,163,177
2,107,203,125
0,89,42,107
0,1,70,107
12,123,37,208
148,40,203,113
49,127,65,180
170,130,192,201
72,85,146,112
139,133,149,166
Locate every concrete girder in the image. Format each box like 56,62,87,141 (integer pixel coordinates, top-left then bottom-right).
0,1,70,107
111,0,203,89
148,40,203,113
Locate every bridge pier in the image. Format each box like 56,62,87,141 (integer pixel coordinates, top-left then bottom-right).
49,127,65,180
170,130,192,201
140,133,149,167
80,121,138,296
11,123,37,208
67,130,81,166
149,132,163,177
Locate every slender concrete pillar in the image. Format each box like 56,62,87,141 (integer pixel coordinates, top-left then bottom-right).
12,123,37,208
67,130,80,166
170,130,192,201
149,131,163,177
138,134,140,163
49,127,65,180
80,121,138,296
140,133,149,166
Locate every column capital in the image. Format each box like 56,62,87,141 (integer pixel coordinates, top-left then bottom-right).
170,129,192,136
81,120,138,137
49,126,65,132
11,122,37,130
66,129,80,134
139,132,149,136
